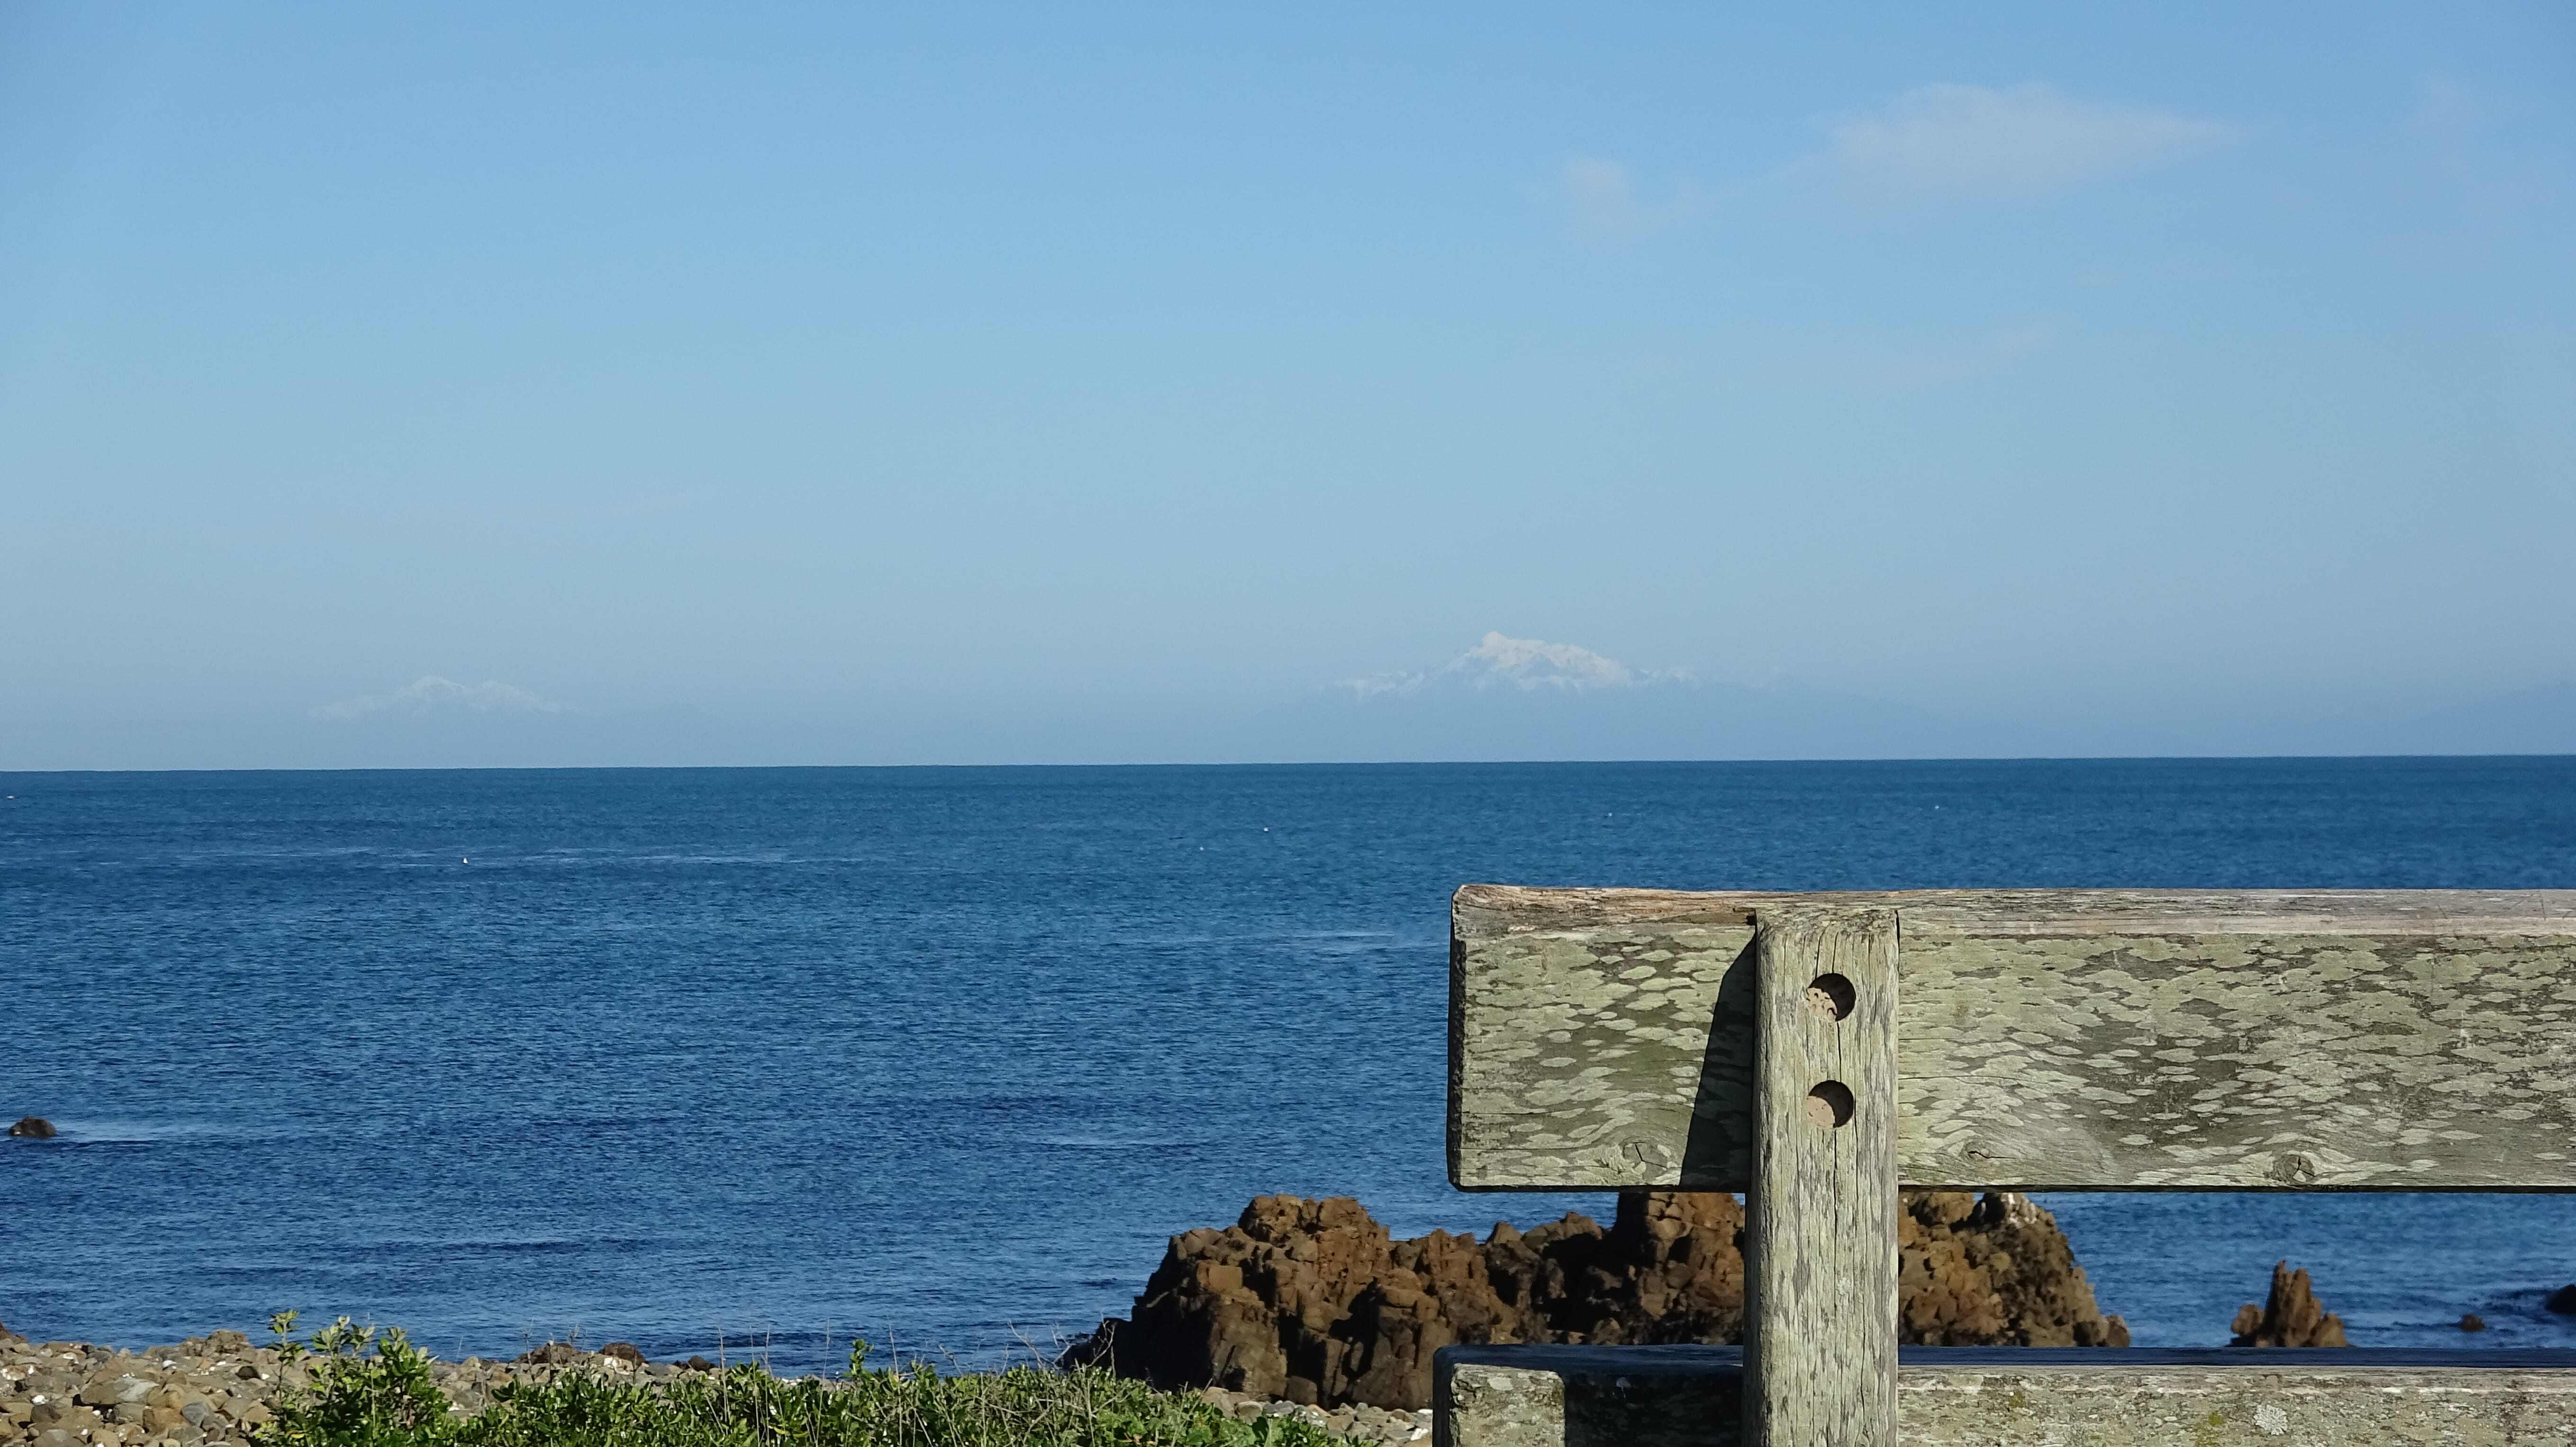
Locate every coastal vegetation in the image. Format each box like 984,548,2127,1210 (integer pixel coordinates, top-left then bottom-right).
259,1317,1336,1447
0,1318,1345,1447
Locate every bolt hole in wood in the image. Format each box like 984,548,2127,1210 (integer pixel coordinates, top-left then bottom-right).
1805,1080,1855,1128
1803,972,1855,1021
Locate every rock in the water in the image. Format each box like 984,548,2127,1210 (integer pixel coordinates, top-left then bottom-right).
680,1355,718,1371
2547,1285,2576,1315
8,1116,58,1138
1076,1190,2127,1409
2229,1261,2349,1347
2460,1313,2487,1332
1898,1191,2131,1348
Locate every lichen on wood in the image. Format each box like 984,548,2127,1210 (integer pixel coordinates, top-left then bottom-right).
1450,886,2576,1192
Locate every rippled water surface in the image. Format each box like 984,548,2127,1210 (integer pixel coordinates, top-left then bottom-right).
6,759,2576,1367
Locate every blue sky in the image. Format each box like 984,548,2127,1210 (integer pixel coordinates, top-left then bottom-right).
3,3,2570,767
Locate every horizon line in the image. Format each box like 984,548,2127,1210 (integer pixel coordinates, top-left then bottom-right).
6,752,2574,777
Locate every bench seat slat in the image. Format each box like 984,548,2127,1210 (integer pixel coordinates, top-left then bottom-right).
1438,1345,2576,1447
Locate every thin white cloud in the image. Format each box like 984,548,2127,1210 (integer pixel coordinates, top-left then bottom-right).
1554,156,1707,241
316,676,567,721
1832,83,2234,198
1344,632,1689,698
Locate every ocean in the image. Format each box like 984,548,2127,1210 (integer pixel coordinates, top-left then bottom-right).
6,758,2576,1371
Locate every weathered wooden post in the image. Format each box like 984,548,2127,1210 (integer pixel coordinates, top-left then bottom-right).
1745,907,1896,1446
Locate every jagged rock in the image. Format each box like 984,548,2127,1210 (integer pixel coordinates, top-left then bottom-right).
599,1342,646,1365
2460,1313,2487,1332
1077,1190,2126,1409
2229,1261,2349,1347
8,1117,57,1139
2547,1285,2576,1315
515,1342,583,1365
1900,1191,2129,1347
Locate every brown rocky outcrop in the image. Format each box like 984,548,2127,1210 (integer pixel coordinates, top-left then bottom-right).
6,1118,55,1140
2229,1261,2348,1347
1073,1190,2127,1409
1898,1191,2130,1347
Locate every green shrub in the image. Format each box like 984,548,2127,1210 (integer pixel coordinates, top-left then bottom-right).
261,1312,453,1447
256,1314,1337,1447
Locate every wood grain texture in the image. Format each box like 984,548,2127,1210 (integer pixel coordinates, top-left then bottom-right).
1449,886,2576,1191
1744,908,1897,1447
1437,1346,2576,1447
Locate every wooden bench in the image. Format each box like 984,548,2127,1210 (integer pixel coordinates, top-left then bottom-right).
1435,886,2576,1445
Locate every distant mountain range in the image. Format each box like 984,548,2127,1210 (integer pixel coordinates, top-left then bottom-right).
1242,634,2575,764
16,642,2566,771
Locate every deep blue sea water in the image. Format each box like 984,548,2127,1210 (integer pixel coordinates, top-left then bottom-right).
8,759,2576,1371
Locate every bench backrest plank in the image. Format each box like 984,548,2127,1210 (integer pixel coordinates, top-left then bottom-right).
1450,885,2576,1192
